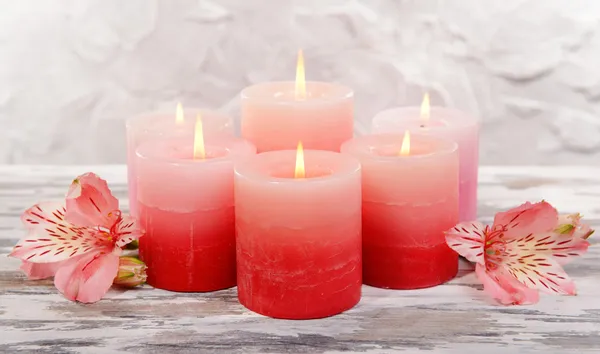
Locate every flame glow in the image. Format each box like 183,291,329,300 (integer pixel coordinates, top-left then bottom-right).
399,131,410,156
295,49,306,100
420,93,430,126
176,102,184,125
294,141,305,178
193,113,206,160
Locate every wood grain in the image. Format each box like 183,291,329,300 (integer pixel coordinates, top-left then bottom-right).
0,165,599,353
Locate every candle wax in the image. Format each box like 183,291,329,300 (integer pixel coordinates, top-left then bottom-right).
241,81,354,152
341,133,459,289
235,150,362,319
371,107,479,222
136,137,255,291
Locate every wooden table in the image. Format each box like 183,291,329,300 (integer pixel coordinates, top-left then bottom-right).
1,165,598,353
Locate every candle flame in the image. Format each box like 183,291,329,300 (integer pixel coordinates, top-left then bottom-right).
399,131,410,156
176,102,184,125
193,113,206,160
294,141,305,178
295,49,306,100
420,93,430,127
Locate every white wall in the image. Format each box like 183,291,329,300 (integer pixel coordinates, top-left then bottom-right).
1,0,599,165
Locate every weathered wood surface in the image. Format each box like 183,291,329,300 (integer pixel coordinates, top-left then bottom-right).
0,165,599,354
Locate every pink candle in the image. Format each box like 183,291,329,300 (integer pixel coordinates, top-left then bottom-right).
126,107,233,217
241,82,353,152
341,133,459,289
371,105,479,222
136,134,255,292
235,148,362,319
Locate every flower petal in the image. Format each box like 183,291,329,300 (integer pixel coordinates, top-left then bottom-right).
21,202,67,231
502,254,578,295
11,204,103,263
506,229,590,266
494,201,558,239
113,215,144,248
54,250,120,303
20,260,64,280
476,264,539,305
66,173,119,228
445,221,486,264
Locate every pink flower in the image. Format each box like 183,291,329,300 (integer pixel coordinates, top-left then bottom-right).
10,173,143,303
445,201,591,305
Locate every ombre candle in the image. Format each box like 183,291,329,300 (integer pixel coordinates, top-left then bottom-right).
371,95,479,222
341,132,459,289
235,144,362,319
136,116,255,291
241,51,353,153
126,104,233,216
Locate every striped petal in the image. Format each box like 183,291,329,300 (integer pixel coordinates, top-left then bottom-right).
505,230,590,266
11,202,104,263
66,173,119,228
445,221,486,264
500,232,586,295
476,264,540,305
113,214,144,248
501,255,576,295
54,250,120,303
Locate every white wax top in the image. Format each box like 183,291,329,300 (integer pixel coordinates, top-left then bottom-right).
135,137,256,211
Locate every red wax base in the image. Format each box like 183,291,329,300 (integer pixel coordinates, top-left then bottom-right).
139,203,236,292
236,224,362,319
363,243,458,289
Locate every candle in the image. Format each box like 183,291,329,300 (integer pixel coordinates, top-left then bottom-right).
135,116,255,291
235,145,362,319
341,132,459,289
371,95,479,222
126,105,233,217
241,51,353,153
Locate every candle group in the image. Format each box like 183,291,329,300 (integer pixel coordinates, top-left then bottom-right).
125,52,480,319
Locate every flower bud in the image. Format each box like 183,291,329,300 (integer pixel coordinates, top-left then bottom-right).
113,256,147,287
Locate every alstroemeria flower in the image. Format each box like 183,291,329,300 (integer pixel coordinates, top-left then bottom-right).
9,173,143,303
445,201,591,305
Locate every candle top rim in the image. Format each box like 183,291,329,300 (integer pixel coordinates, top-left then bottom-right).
136,137,256,166
126,108,232,129
235,149,360,184
372,106,479,131
341,133,458,160
241,81,353,104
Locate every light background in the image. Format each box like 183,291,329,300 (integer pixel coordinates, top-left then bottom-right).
1,0,599,165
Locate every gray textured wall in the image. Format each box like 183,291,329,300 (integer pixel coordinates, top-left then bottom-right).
1,0,599,165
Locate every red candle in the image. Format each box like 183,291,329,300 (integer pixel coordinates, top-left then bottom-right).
234,145,362,319
341,132,459,289
136,116,255,291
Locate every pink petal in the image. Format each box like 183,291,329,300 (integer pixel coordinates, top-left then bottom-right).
476,264,539,305
113,214,144,248
21,202,67,231
66,173,119,228
504,254,578,295
54,250,120,303
445,221,486,264
11,204,105,263
20,260,64,280
506,229,590,266
494,201,558,240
